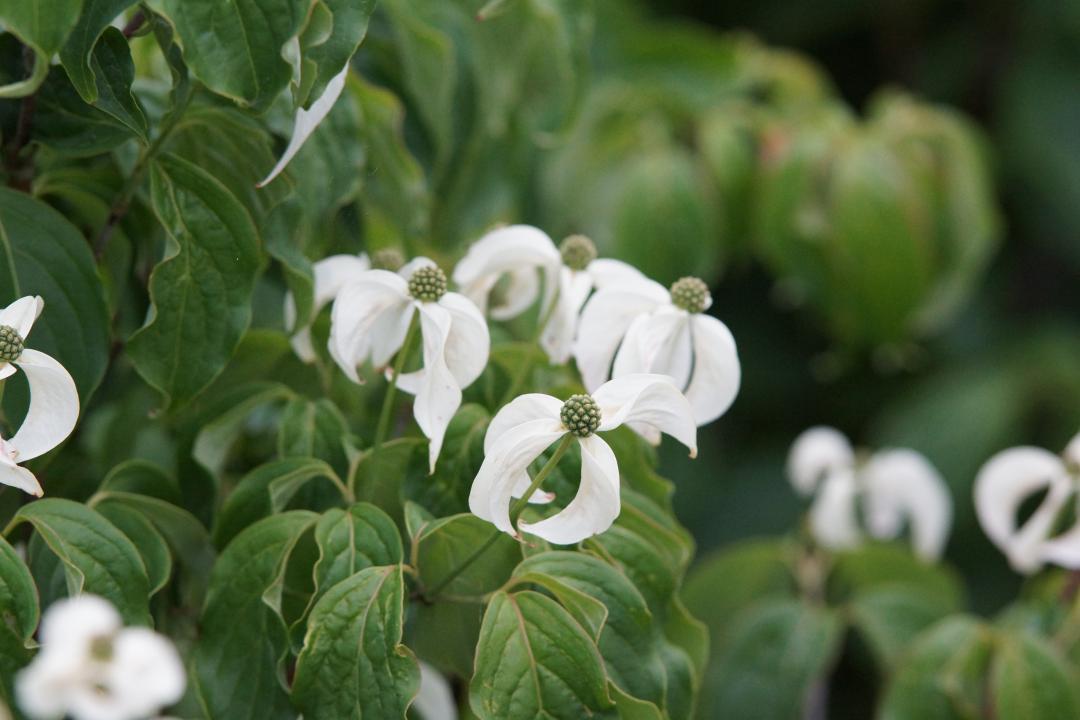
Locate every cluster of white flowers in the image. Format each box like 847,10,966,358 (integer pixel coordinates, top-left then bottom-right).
287,224,741,543
16,595,185,720
0,296,79,497
974,431,1080,574
787,426,953,561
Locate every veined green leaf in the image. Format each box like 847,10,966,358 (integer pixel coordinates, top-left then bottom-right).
59,0,139,102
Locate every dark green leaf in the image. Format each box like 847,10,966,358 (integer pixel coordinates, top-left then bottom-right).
10,498,150,624
292,565,420,719
94,501,172,596
991,629,1080,720
299,0,376,107
309,503,402,607
84,27,147,137
58,0,139,102
129,152,261,408
849,585,961,670
277,396,351,476
415,513,519,600
0,534,38,695
471,590,612,720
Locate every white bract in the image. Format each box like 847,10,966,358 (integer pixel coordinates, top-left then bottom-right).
574,275,740,433
974,431,1080,574
469,374,697,544
412,661,458,720
16,595,185,720
452,224,645,363
330,260,489,472
0,296,80,496
284,252,371,362
787,426,952,561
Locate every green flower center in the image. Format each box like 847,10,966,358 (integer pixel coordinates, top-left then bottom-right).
559,234,597,272
371,248,405,272
0,325,24,362
560,394,601,438
670,277,710,313
89,635,114,661
408,265,448,302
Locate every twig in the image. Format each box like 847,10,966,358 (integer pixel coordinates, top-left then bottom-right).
122,11,147,38
4,47,39,191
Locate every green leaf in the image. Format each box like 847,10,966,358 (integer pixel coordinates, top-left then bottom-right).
214,458,342,548
146,0,310,111
351,437,424,525
849,585,961,670
0,535,38,697
408,598,482,678
194,511,317,720
82,27,147,137
262,199,313,326
414,513,519,600
94,501,172,597
0,0,81,96
99,459,182,504
32,65,138,156
512,551,668,711
277,396,351,476
416,403,489,516
299,0,376,107
879,616,994,720
0,187,109,404
682,539,796,650
188,381,294,478
829,544,964,609
991,629,1080,720
310,503,402,607
291,565,420,719
10,498,150,625
128,152,261,408
704,599,842,720
471,590,613,720
59,0,139,102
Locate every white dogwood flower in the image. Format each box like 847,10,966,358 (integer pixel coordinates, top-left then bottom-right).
974,431,1080,574
284,248,406,362
0,296,79,496
16,595,185,720
412,662,458,720
330,260,489,472
469,374,697,544
452,225,644,363
787,426,952,561
574,275,740,432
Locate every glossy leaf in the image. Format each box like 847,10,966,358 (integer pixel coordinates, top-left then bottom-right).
414,513,519,600
309,503,403,607
95,501,172,597
58,0,139,101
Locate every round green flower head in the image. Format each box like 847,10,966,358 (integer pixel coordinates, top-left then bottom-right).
371,248,404,272
559,234,597,272
89,636,114,661
408,265,447,302
560,394,601,438
0,325,24,362
670,276,710,314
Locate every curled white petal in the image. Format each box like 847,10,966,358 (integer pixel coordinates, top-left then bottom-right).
437,292,490,389
413,661,458,720
683,313,741,425
861,449,952,561
520,434,620,544
586,258,647,289
488,267,541,321
1064,431,1080,467
484,393,563,453
257,64,349,187
0,444,42,496
40,595,122,651
452,225,560,318
285,253,370,362
398,256,437,280
572,281,669,392
10,350,79,462
329,271,411,383
787,427,854,497
468,419,566,535
611,307,693,390
808,469,862,551
974,446,1068,574
593,373,697,457
0,295,42,339
539,268,593,364
104,628,186,718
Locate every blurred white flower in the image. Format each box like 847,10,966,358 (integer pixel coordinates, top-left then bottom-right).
452,225,645,363
787,426,952,561
469,374,696,544
574,275,740,432
974,431,1080,574
330,260,489,472
16,595,185,720
412,661,458,720
0,296,79,496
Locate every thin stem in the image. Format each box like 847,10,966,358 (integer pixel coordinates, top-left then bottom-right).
423,434,574,600
373,311,420,451
498,283,561,407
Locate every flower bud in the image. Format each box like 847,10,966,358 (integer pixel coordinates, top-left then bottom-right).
560,394,600,438
408,265,447,302
0,325,24,362
559,235,597,271
371,248,405,272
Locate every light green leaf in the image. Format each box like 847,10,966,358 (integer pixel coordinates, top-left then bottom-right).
129,152,262,408
849,585,960,670
58,0,139,102
194,511,317,720
829,544,964,609
0,0,82,95
94,501,172,597
991,629,1080,720
213,458,343,548
146,0,310,111
704,599,842,720
10,498,150,625
471,590,613,720
0,187,110,404
291,565,420,719
414,513,519,600
277,396,352,476
309,503,402,607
